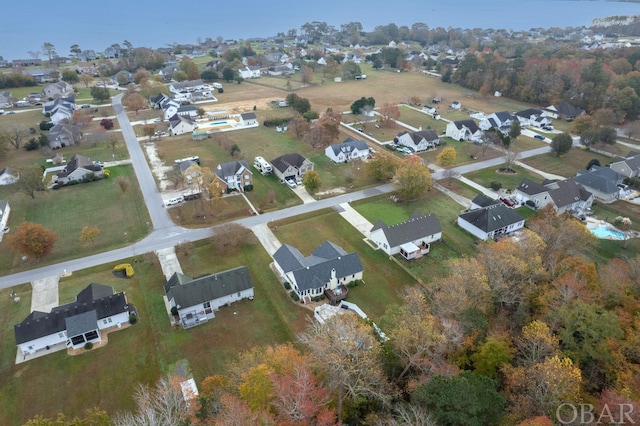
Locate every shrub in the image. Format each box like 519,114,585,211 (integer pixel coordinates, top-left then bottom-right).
289,291,299,301
283,282,291,290
217,88,224,93
244,184,253,192
490,181,502,191
171,306,178,316
24,138,39,151
129,313,138,324
39,120,54,131
84,342,93,350
525,200,536,208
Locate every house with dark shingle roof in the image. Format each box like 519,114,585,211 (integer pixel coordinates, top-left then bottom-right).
14,283,131,358
273,241,363,303
48,123,83,149
169,114,196,135
270,153,314,182
574,166,623,203
514,177,594,213
325,137,370,162
457,204,526,240
370,212,442,259
514,108,551,128
610,151,640,178
470,194,501,210
165,266,254,329
214,160,253,193
544,102,585,120
55,154,104,185
395,130,440,152
479,111,515,133
445,119,482,142
240,112,258,126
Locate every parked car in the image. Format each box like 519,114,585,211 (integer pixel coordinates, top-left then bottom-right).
80,104,91,109
543,125,554,131
500,197,516,207
165,196,184,206
93,161,105,167
295,176,302,186
285,178,297,188
534,134,545,140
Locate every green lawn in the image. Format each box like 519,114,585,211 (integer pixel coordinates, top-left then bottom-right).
397,106,447,134
0,240,310,424
0,165,149,276
464,165,547,192
521,148,615,178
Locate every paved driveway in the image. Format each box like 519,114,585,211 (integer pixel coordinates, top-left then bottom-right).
30,276,59,313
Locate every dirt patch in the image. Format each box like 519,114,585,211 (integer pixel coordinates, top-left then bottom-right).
317,187,347,196
143,141,173,191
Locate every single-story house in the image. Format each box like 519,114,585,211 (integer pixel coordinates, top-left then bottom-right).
55,154,104,185
0,199,10,229
214,160,253,192
445,119,482,142
514,108,551,128
270,153,314,181
273,241,364,303
514,177,594,213
165,266,254,329
544,102,585,120
169,79,206,94
470,194,501,210
325,137,370,162
0,168,18,185
574,166,623,203
395,130,440,152
14,283,132,357
238,66,262,79
240,112,258,126
169,114,196,135
457,203,526,240
370,212,442,259
610,151,640,178
48,123,83,149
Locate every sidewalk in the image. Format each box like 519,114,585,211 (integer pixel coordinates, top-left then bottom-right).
335,203,374,238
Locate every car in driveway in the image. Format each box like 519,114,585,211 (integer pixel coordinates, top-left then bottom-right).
534,134,545,140
500,197,516,207
285,178,297,188
80,104,91,109
93,161,105,167
165,196,184,206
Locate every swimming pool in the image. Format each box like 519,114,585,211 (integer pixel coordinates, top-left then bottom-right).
589,224,626,240
211,121,229,125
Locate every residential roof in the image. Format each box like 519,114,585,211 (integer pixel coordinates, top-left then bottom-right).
169,113,195,129
458,204,525,233
453,119,480,133
397,130,439,146
165,266,254,309
273,241,363,292
65,310,98,337
575,166,621,195
270,153,309,173
516,178,549,196
370,212,442,248
215,160,252,180
612,152,640,173
14,284,127,344
240,112,256,120
471,194,500,208
57,154,102,178
171,79,204,89
328,137,369,155
548,102,585,118
515,108,544,119
548,179,593,208
493,111,514,122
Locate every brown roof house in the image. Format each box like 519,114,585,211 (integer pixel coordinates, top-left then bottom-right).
55,154,103,185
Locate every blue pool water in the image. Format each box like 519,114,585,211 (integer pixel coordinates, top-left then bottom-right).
211,121,228,125
590,225,625,240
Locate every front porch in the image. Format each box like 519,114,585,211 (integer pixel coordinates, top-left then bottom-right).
324,284,349,305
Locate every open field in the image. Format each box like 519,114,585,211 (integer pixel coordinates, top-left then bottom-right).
464,165,548,192
0,165,149,276
0,238,310,424
420,138,503,166
397,105,447,134
521,148,616,178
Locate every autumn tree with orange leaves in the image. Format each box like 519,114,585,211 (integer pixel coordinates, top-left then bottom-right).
8,222,57,260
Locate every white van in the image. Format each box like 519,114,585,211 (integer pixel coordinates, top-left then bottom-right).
165,196,184,207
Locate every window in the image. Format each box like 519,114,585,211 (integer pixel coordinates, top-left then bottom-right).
237,292,241,297
203,301,210,309
108,318,112,323
103,319,108,325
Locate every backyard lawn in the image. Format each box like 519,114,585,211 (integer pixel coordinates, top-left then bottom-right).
521,148,615,178
464,164,548,192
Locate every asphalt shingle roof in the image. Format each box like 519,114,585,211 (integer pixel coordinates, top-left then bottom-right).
458,204,525,232
370,212,442,248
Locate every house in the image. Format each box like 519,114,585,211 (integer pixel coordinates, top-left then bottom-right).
238,66,261,79
165,266,254,329
514,108,551,128
42,82,75,100
574,166,623,203
240,112,258,126
445,119,482,142
0,91,13,108
370,212,442,259
104,46,120,58
470,194,501,210
169,79,206,94
43,97,76,124
457,204,526,240
270,153,314,181
273,241,364,304
325,137,370,162
0,168,18,185
22,68,57,83
450,101,462,110
159,65,180,81
149,93,171,109
77,50,98,61
544,102,585,120
14,283,132,358
514,178,594,213
0,200,10,229
214,160,253,192
47,123,83,149
0,56,9,68
479,111,515,133
12,58,42,67
55,154,104,185
168,114,196,135
395,130,440,152
76,62,98,75
610,151,640,178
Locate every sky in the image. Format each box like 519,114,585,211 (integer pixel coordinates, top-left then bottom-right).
2,0,640,59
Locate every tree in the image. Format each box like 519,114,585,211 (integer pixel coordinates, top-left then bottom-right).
115,176,131,194
366,154,399,181
288,116,310,139
79,73,94,88
69,44,82,58
549,133,573,157
16,165,45,198
285,93,311,115
304,110,340,149
350,97,376,115
8,222,57,260
141,124,156,139
122,92,146,115
298,315,394,421
516,320,560,366
379,102,400,128
42,42,56,63
393,156,432,201
90,86,111,103
179,57,200,80
200,69,218,82
412,371,506,426
172,70,187,82
222,67,235,82
302,170,321,194
341,61,362,80
100,118,114,130
2,125,29,149
132,69,150,84
196,107,206,119
79,225,100,245
509,120,522,141
24,407,110,426
301,64,314,85
61,70,79,83
436,146,457,166
212,223,252,248
471,335,514,379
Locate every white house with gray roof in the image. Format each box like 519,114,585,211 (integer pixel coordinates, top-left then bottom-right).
515,178,594,213
610,151,640,178
457,204,526,240
14,283,132,358
395,130,440,152
479,111,515,133
445,119,482,142
370,212,442,259
273,241,363,303
574,166,623,203
325,137,370,162
165,266,254,329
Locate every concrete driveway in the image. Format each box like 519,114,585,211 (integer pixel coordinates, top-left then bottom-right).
155,247,183,280
30,276,60,313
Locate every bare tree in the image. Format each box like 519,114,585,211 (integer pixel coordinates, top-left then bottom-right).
212,223,253,248
115,176,131,194
503,150,520,171
2,125,30,150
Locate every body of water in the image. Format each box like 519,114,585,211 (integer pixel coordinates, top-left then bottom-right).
1,0,640,60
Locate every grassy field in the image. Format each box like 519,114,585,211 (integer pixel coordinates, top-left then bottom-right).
464,165,548,192
521,148,615,178
0,239,310,424
397,106,447,134
420,138,503,166
0,165,149,276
